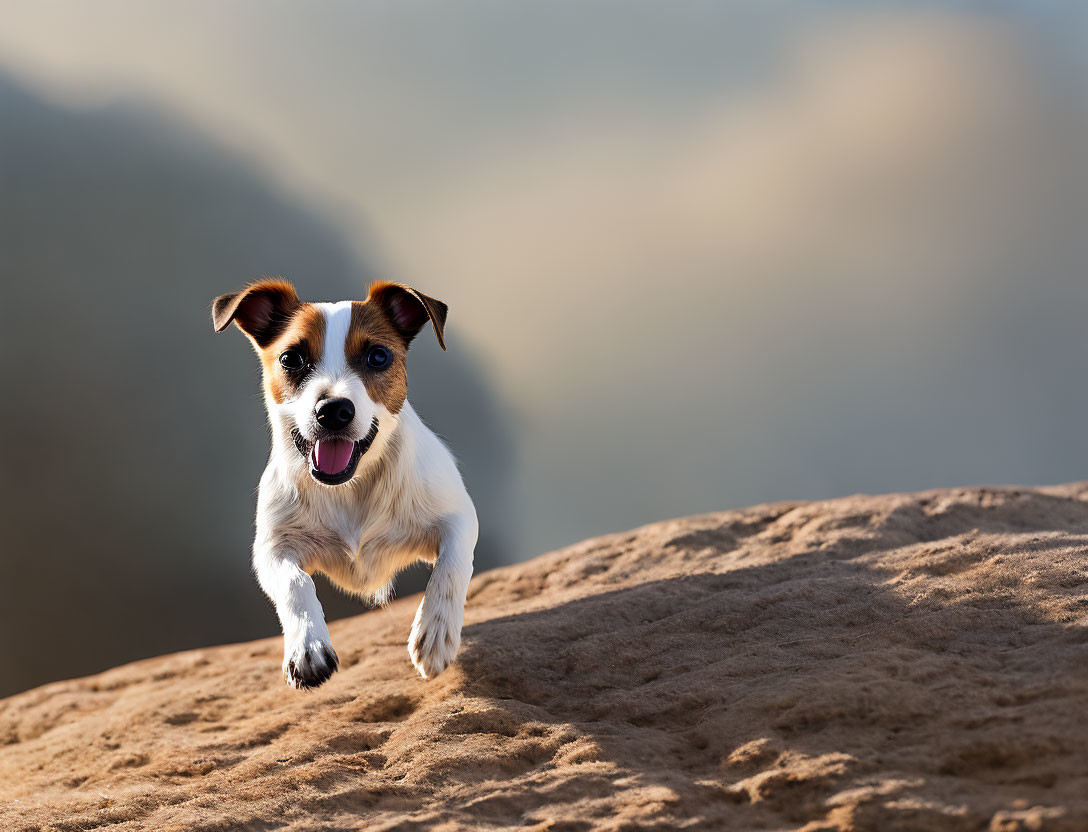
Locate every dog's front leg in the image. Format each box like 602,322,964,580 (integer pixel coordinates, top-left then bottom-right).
409,508,478,679
253,541,338,690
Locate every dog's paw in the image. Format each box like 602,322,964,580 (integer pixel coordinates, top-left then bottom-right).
283,639,339,690
408,596,462,680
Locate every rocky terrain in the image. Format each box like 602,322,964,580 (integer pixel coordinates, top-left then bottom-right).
3,484,1088,831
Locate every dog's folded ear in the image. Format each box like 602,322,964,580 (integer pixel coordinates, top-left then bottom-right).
367,282,448,351
212,279,300,347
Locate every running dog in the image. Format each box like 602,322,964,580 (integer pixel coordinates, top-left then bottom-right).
213,279,477,689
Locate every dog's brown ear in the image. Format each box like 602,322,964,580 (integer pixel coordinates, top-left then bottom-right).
212,279,300,347
367,281,448,350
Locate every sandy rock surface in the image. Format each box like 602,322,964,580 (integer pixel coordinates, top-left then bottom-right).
3,485,1088,831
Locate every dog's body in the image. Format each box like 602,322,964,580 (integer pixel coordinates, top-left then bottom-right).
213,280,476,688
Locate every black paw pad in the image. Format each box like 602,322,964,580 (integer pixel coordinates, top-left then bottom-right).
285,644,339,690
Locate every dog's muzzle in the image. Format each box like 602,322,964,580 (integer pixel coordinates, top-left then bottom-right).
291,417,379,485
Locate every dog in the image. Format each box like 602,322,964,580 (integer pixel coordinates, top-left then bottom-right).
212,279,477,689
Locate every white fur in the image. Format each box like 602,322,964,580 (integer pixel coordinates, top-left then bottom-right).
314,301,352,375
252,304,477,688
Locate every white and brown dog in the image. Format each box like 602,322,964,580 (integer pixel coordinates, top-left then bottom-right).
212,279,477,689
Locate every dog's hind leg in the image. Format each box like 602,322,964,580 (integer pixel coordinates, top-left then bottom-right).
253,542,338,690
408,506,478,679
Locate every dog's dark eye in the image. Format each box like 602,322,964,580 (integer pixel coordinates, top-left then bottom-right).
366,345,392,370
279,349,305,371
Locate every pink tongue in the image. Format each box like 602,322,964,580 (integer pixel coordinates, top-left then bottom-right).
313,438,354,475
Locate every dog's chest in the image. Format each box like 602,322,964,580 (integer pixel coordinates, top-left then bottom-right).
302,493,438,592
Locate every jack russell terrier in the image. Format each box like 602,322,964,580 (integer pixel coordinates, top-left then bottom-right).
212,279,477,689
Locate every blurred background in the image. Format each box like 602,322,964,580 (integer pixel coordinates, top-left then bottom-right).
2,1,1087,697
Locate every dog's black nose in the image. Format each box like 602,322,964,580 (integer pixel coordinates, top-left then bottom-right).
316,397,355,431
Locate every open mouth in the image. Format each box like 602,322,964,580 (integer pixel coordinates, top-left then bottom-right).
291,417,379,486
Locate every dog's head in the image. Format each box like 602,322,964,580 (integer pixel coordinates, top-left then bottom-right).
213,279,446,486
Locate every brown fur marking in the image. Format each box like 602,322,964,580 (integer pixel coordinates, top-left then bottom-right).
367,281,448,350
260,304,326,404
212,279,301,348
346,301,410,414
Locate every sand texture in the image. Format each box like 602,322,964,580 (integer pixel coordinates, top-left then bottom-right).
3,484,1088,831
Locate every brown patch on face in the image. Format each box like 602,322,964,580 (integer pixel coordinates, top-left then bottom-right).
259,304,326,404
346,301,410,414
